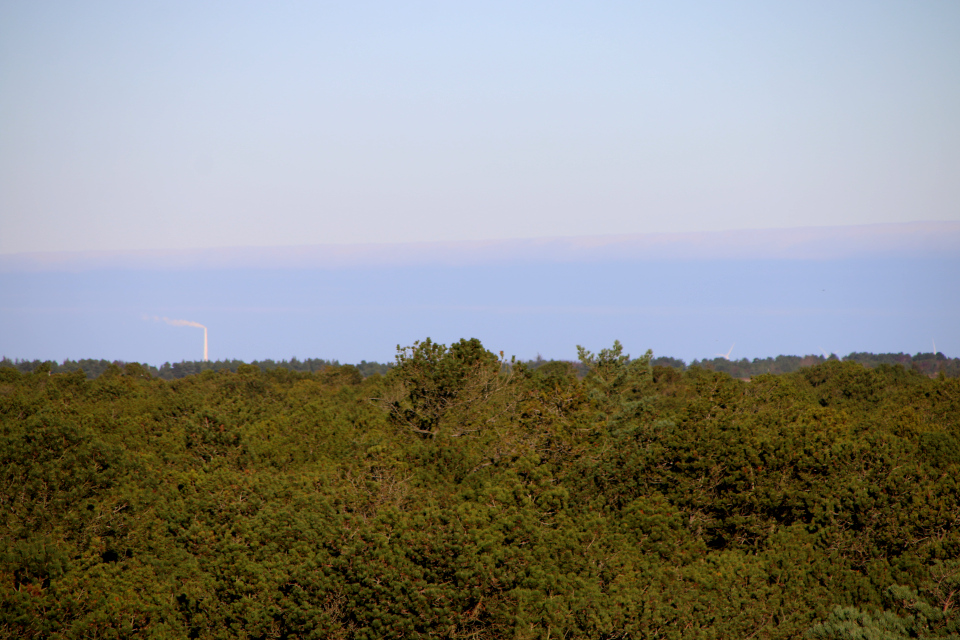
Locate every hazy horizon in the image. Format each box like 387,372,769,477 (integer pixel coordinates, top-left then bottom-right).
2,223,957,366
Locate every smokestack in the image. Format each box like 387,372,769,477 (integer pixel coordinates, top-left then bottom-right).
151,316,209,361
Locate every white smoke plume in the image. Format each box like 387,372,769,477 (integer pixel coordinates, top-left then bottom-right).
147,315,208,361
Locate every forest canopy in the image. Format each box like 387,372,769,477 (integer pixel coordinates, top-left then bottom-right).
1,339,959,639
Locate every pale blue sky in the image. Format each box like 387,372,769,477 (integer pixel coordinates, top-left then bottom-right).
2,1,959,254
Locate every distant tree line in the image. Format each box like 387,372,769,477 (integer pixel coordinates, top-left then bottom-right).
524,351,960,379
684,352,959,379
0,357,393,380
2,351,957,381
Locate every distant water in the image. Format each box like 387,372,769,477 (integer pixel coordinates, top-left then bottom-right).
1,255,956,364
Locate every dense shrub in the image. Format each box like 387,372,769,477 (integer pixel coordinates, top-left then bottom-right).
1,341,958,638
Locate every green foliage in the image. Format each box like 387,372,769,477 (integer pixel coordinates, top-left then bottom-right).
809,584,960,639
577,339,654,434
384,338,510,440
2,340,958,638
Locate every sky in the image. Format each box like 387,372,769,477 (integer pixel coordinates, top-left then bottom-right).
2,1,959,253
1,2,958,365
